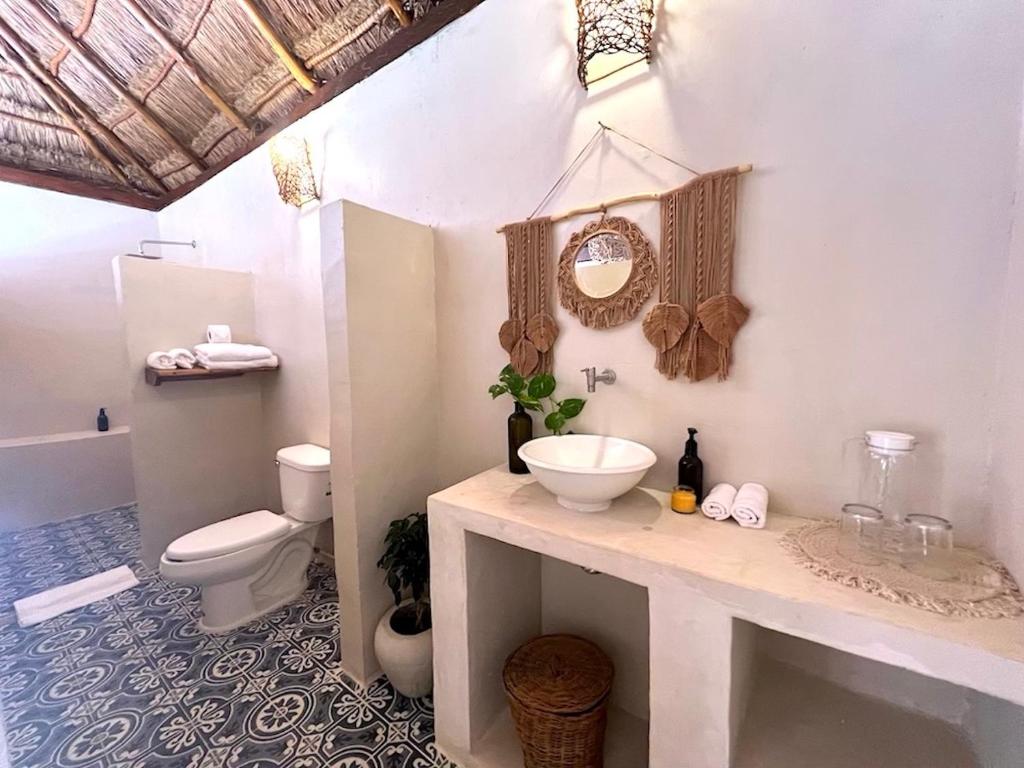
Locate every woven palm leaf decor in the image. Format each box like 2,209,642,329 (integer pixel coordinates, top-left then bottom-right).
647,168,749,381
500,218,558,376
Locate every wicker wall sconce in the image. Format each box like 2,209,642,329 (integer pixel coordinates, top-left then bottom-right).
576,0,654,89
269,134,319,207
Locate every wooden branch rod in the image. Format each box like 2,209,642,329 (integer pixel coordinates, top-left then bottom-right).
0,43,127,185
0,16,166,192
384,0,413,27
233,0,319,93
496,164,753,233
23,0,206,168
118,0,250,134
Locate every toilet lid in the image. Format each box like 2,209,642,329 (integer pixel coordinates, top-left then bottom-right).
165,510,290,562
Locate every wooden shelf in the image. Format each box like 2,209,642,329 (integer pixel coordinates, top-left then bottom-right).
145,365,279,386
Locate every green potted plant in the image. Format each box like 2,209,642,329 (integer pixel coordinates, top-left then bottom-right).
374,511,432,698
489,365,586,473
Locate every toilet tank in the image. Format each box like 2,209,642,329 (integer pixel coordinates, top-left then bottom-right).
276,444,332,522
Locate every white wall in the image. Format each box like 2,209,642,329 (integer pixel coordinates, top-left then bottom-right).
157,0,1024,564
158,162,332,549
321,200,438,684
990,91,1024,581
0,183,152,527
114,257,268,565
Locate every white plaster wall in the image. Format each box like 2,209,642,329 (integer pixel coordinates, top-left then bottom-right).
113,257,268,565
540,558,649,720
989,91,1024,581
321,200,438,683
157,162,332,550
0,430,134,530
156,0,1024,554
0,183,152,527
0,184,155,437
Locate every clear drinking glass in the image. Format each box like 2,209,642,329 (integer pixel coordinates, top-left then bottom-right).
901,514,954,581
844,431,917,558
838,504,884,565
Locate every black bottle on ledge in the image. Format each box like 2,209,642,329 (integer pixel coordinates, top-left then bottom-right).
677,427,704,503
508,403,533,474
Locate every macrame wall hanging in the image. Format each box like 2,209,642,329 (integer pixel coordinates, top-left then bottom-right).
497,123,752,381
500,218,558,376
644,168,749,381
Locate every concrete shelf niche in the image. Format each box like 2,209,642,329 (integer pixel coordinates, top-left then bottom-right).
455,535,650,768
428,468,1024,768
732,626,1020,767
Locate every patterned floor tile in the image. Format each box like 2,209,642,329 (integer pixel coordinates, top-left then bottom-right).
0,507,458,768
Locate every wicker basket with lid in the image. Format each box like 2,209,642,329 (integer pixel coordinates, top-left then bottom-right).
503,634,615,768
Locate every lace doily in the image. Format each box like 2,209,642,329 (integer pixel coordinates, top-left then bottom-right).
781,522,1024,619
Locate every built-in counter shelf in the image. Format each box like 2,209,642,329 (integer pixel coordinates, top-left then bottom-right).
144,365,279,386
428,467,1024,768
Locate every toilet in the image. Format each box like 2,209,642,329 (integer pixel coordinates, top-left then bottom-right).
159,443,332,633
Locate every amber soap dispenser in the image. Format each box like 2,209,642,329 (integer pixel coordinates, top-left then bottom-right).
677,427,704,503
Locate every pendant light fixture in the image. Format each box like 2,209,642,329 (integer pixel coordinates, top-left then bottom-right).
575,0,655,89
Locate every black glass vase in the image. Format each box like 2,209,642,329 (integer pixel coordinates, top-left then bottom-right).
508,402,533,474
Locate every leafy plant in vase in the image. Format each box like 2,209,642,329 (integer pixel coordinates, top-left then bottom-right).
374,511,433,698
489,365,586,473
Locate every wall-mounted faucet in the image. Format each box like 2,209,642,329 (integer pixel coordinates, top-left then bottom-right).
581,367,616,393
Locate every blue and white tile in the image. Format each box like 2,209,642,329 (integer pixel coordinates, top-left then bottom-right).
0,507,458,768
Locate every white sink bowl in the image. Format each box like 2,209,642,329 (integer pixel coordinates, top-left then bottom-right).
518,434,657,512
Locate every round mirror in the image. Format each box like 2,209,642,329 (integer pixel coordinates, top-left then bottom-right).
573,231,634,299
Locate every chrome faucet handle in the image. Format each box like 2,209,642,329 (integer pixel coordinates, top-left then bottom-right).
581,367,616,393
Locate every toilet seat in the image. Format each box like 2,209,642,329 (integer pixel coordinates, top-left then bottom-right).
165,510,290,562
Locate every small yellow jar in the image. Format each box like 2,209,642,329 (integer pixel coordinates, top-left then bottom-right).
671,485,697,514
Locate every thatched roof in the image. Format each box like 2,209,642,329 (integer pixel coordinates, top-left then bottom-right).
0,0,482,209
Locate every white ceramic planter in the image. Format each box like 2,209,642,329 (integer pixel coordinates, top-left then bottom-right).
375,602,433,698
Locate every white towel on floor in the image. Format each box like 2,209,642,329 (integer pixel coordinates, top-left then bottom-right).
196,355,279,371
167,347,196,369
146,351,176,370
13,566,139,627
731,482,769,529
701,483,737,521
193,342,274,362
206,324,232,343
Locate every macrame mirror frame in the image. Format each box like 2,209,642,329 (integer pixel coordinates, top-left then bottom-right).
558,215,657,329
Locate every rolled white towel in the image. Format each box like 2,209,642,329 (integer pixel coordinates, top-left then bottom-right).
197,355,279,371
731,483,769,529
206,324,232,343
167,347,197,369
146,351,176,370
701,483,737,521
193,342,274,362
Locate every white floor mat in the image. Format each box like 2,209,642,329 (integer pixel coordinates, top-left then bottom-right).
13,566,139,627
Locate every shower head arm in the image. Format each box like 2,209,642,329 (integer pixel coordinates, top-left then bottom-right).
138,239,197,257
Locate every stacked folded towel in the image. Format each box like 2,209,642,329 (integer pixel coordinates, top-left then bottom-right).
701,482,769,529
168,348,197,369
193,342,278,371
146,351,177,370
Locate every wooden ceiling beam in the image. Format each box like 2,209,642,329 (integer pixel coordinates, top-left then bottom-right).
157,0,487,210
0,16,167,192
0,31,128,185
118,0,251,135
384,0,412,28
233,0,319,93
0,162,160,209
22,0,207,169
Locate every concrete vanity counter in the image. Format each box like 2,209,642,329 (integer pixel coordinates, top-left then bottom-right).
428,467,1024,768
